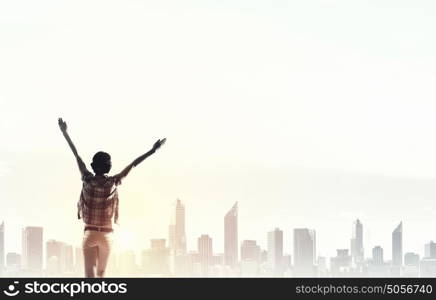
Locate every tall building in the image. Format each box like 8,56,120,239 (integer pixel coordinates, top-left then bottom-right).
267,228,283,274
0,221,4,271
392,222,403,267
425,241,436,259
142,239,170,276
260,250,268,264
169,199,187,255
198,234,213,276
46,239,64,274
46,240,74,275
350,219,364,264
241,240,261,262
404,252,420,266
403,252,420,277
224,202,238,267
372,246,384,265
22,226,43,272
293,228,316,276
419,259,436,277
330,249,352,274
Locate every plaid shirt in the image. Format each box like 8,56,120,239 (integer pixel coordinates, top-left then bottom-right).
78,172,120,226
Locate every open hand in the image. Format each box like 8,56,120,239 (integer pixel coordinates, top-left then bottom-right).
58,118,67,132
153,138,166,151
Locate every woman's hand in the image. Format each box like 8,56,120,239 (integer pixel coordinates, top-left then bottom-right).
152,138,166,151
58,118,67,133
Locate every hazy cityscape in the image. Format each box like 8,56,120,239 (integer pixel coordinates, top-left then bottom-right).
1,200,436,278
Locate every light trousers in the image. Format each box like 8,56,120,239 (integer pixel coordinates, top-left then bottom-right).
82,230,113,277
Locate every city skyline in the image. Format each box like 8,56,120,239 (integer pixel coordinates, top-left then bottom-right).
1,206,435,265
2,201,436,277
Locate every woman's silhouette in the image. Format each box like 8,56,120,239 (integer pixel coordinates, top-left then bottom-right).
58,118,165,277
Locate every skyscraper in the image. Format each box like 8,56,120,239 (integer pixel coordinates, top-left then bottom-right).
240,240,261,276
142,239,170,276
425,241,436,259
22,226,43,272
404,252,420,266
46,239,64,274
169,199,187,255
330,249,352,274
198,234,213,276
224,202,238,267
267,228,283,274
0,221,4,271
46,240,74,275
241,240,261,263
350,219,364,264
392,222,403,267
372,246,384,265
293,228,316,276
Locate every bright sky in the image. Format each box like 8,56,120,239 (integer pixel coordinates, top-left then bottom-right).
2,0,436,262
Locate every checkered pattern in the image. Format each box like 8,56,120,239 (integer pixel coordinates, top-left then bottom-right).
78,172,119,226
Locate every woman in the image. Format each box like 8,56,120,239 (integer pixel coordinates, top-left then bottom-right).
58,118,165,277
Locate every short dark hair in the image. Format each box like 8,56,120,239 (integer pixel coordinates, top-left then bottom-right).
91,151,112,174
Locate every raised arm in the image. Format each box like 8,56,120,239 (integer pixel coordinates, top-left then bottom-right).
115,138,166,184
58,118,90,177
